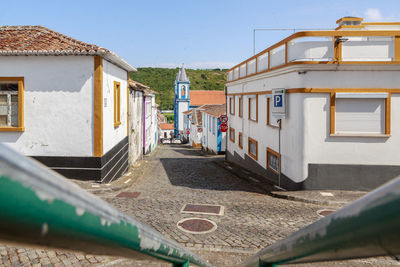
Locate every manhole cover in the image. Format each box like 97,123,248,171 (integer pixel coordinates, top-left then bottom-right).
177,218,217,234
181,204,224,216
317,209,335,217
116,192,141,198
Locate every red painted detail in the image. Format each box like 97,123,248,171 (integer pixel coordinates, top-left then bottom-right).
197,127,203,133
186,130,190,135
219,115,228,123
219,123,228,132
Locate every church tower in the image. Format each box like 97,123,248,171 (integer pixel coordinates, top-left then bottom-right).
174,65,190,137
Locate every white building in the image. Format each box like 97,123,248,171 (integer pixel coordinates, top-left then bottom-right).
201,104,227,154
128,80,145,164
143,89,158,155
0,26,135,182
225,17,400,190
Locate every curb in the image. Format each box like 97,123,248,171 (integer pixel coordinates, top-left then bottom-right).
214,159,350,207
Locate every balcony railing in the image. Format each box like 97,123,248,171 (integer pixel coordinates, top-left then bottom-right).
227,30,400,82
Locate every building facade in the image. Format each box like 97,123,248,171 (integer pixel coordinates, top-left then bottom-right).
0,26,135,182
128,80,144,165
201,104,227,154
225,17,400,190
174,66,190,137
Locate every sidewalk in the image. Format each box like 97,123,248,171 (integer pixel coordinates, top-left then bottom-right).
215,158,367,208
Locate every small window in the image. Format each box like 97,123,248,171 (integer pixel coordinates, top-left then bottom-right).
248,95,258,122
239,96,243,118
248,137,258,160
238,132,243,149
267,97,280,128
229,127,235,143
114,81,121,127
267,147,281,174
229,96,235,115
0,78,24,131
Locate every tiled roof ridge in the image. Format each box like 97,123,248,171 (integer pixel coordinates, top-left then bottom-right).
0,25,106,52
0,25,135,71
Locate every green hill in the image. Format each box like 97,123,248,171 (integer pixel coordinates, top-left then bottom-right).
129,68,227,110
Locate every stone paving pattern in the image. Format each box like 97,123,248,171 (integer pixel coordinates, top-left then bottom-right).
0,144,399,266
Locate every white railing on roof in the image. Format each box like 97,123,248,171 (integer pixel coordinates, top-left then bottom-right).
227,32,399,82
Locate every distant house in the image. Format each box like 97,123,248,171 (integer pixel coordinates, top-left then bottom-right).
0,25,135,182
183,104,219,147
226,17,400,190
143,89,158,155
173,65,226,138
159,123,174,139
201,104,227,154
128,80,145,164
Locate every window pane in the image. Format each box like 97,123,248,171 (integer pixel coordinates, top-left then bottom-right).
268,152,280,172
0,83,19,127
249,97,256,120
336,98,384,133
250,141,257,155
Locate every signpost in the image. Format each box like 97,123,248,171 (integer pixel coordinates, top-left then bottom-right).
271,89,286,188
219,123,228,132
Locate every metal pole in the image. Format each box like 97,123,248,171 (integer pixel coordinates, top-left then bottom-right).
278,119,281,188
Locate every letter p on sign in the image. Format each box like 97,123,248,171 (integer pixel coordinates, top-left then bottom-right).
274,95,282,107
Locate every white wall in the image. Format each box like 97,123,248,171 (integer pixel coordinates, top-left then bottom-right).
102,59,128,154
227,65,400,184
178,101,189,133
202,113,226,153
129,89,143,164
0,56,94,156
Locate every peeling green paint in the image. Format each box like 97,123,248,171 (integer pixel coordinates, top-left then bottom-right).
0,175,210,267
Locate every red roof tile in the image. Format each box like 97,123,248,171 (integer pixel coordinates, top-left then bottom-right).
159,123,174,130
190,90,226,106
0,25,135,71
202,104,226,117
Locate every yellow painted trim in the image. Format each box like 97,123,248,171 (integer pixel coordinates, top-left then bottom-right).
386,93,391,135
363,22,400,25
127,73,129,136
94,56,103,157
0,77,24,132
0,127,25,132
227,88,400,96
336,17,363,24
238,132,243,149
114,81,121,127
330,92,335,135
395,36,400,62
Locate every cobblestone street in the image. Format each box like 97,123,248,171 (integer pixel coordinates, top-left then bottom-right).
1,144,399,266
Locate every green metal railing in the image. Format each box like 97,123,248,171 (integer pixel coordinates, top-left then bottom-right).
0,144,211,267
1,142,400,267
241,176,400,266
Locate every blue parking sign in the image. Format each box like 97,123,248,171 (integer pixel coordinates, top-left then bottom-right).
274,95,282,107
271,89,286,119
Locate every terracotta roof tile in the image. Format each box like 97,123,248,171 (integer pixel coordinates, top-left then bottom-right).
0,25,135,71
159,123,174,130
202,104,226,117
190,90,225,106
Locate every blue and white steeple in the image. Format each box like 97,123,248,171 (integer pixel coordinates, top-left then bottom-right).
174,64,190,137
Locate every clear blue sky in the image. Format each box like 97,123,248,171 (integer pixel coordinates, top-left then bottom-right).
1,0,399,69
